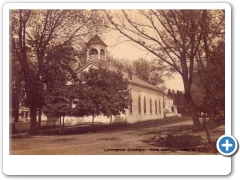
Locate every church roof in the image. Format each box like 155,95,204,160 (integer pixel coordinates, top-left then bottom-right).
78,60,163,93
128,74,162,92
86,35,107,47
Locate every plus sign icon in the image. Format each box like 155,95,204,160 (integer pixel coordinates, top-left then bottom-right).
217,135,238,156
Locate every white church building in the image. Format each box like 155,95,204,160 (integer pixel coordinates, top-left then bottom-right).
64,35,165,124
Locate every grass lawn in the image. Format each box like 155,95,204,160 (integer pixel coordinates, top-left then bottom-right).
10,116,225,155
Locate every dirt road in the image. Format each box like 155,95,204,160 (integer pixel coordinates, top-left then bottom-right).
10,118,224,155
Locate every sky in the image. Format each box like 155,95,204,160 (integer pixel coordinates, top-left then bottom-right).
102,29,185,91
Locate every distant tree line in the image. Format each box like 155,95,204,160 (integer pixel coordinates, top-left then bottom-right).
166,89,188,115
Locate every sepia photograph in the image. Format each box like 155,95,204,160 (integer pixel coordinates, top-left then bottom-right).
9,8,225,155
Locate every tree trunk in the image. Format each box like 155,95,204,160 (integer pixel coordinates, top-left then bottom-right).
14,102,19,123
184,86,201,130
59,116,62,135
29,105,37,135
62,116,65,135
110,115,112,125
189,103,200,129
12,90,20,122
208,107,215,123
182,76,201,131
37,108,42,129
203,117,211,143
92,115,95,127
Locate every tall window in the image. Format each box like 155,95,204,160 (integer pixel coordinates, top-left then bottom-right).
150,98,152,114
155,100,157,114
159,100,161,114
89,48,98,60
144,97,146,114
129,94,133,114
100,49,105,60
100,49,105,55
138,96,141,113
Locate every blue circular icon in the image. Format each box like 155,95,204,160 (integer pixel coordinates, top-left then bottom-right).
217,135,238,156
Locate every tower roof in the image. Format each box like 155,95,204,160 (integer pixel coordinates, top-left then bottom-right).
86,35,107,47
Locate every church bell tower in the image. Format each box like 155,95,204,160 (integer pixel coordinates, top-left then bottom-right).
86,35,107,61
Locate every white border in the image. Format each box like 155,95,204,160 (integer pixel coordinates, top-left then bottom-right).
3,3,231,175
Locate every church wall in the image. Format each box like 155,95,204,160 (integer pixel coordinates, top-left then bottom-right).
127,83,164,123
59,82,165,124
69,83,165,124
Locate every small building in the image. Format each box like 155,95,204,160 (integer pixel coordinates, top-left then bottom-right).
18,106,47,123
163,95,178,117
10,106,48,133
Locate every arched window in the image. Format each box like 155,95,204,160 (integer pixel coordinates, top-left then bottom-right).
144,97,146,114
89,48,98,60
150,98,152,114
159,100,161,114
155,100,157,114
129,94,133,114
100,49,105,60
89,48,98,55
138,96,141,113
100,49,105,55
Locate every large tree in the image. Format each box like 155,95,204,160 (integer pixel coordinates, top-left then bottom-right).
106,54,168,89
132,58,169,88
43,84,74,134
97,68,131,124
195,10,225,122
10,9,107,134
105,10,224,129
36,44,78,128
196,41,225,121
73,67,131,126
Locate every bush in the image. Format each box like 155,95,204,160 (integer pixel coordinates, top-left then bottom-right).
164,134,202,148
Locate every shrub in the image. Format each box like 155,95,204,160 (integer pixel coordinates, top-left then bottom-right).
164,134,202,148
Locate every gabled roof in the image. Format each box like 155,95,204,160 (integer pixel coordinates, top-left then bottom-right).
128,73,162,92
86,35,107,47
77,60,107,73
